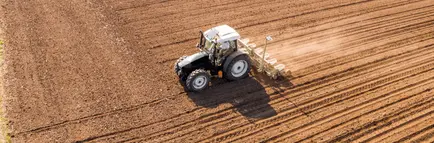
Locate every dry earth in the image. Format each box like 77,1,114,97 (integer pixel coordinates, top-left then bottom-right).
1,0,434,142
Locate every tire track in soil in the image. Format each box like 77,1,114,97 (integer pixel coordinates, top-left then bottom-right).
244,0,428,48
217,64,434,143
275,18,434,67
144,0,362,34
157,30,434,95
6,0,434,142
408,128,434,143
126,0,434,123
366,111,434,143
292,32,434,79
257,0,426,52
283,81,434,143
354,94,434,142
265,3,434,55
13,95,178,135
105,0,176,11
117,0,255,23
385,118,434,143
3,0,185,141
20,41,431,141
133,0,329,39
159,0,422,53
257,83,434,143
129,54,434,142
199,60,434,143
152,0,430,64
81,39,434,142
76,0,434,142
158,4,434,66
80,42,434,142
25,36,432,141
241,80,434,142
264,0,433,43
279,21,434,72
145,0,417,51
262,1,434,52
146,0,419,66
277,42,434,100
118,0,337,21
237,0,374,29
159,12,429,97
284,37,434,97
269,8,434,62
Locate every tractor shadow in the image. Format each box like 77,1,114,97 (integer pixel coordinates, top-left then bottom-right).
186,69,294,120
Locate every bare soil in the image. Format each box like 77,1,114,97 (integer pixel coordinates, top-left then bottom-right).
1,0,434,142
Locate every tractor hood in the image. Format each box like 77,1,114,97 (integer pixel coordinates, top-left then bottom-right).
178,51,208,68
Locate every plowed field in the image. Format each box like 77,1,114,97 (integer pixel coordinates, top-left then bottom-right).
1,0,434,142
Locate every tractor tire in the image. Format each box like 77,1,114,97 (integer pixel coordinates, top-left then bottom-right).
186,69,211,92
224,54,251,81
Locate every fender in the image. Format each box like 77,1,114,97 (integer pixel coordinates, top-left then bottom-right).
223,50,249,72
178,51,208,68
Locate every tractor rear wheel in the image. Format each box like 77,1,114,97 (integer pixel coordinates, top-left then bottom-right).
225,54,251,81
186,69,211,92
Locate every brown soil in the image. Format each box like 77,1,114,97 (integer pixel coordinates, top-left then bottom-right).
1,0,434,142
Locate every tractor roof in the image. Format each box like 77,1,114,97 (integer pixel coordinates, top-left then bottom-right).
203,25,240,43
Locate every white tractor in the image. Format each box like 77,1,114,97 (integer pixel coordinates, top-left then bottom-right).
174,25,287,92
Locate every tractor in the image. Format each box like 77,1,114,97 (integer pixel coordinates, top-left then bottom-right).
174,25,287,92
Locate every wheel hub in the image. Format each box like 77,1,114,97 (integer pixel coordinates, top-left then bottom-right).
193,75,207,89
231,60,248,78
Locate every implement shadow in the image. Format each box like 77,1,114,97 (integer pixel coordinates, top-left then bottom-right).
186,69,294,120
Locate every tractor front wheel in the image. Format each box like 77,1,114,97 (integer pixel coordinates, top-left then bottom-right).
186,69,211,92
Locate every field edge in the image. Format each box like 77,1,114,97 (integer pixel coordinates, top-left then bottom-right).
0,0,11,142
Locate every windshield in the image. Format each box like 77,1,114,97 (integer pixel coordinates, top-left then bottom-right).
204,39,213,51
199,31,214,53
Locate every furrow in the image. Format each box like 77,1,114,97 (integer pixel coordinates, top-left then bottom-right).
81,43,434,142
201,60,434,143
275,11,434,63
292,32,434,79
311,95,434,143
408,128,434,143
268,6,434,58
233,69,434,142
368,111,434,143
328,97,434,142
291,82,434,143
142,0,419,51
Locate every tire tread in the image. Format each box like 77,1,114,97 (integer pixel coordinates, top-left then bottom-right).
186,69,210,92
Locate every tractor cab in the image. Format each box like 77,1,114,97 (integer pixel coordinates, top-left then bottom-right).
175,25,252,92
198,25,240,53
